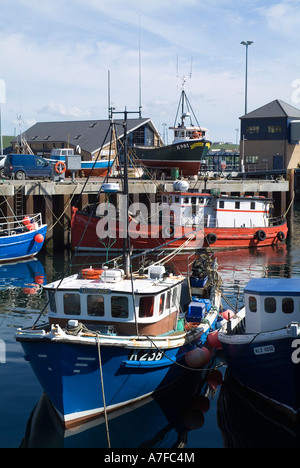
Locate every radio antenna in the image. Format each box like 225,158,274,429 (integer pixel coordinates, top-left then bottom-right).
176,55,193,89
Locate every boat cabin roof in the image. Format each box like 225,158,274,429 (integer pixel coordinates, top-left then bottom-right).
245,278,300,296
44,270,184,295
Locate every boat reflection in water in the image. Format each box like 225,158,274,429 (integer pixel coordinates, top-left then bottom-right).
20,358,224,448
0,258,46,291
218,370,300,448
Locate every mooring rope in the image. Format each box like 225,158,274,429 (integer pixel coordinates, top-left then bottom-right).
96,335,111,448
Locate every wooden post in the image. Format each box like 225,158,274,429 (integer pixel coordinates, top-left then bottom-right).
286,168,294,238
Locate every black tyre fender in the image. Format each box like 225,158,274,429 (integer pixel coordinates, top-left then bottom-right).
207,233,217,244
256,229,266,241
277,231,285,241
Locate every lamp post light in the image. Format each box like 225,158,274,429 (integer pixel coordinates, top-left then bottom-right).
241,41,253,115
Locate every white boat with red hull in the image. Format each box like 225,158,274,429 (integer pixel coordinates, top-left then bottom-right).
71,182,288,252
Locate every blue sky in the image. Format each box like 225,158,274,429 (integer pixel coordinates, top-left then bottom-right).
1,0,300,143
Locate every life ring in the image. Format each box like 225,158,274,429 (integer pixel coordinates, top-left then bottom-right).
55,161,66,174
81,268,104,279
221,163,226,170
277,231,285,242
256,230,266,241
207,233,217,244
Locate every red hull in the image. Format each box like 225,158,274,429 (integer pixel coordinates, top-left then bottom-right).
71,210,288,252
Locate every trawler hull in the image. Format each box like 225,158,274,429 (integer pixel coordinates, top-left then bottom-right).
134,139,211,176
71,209,288,252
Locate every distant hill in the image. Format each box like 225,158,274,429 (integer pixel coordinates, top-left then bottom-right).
211,143,239,150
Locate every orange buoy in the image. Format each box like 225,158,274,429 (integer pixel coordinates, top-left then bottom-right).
206,330,222,349
185,347,210,368
81,268,104,279
26,223,34,231
34,234,44,243
221,309,235,321
23,216,31,226
206,369,223,388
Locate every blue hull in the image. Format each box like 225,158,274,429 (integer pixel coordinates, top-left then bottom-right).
0,225,47,261
20,338,204,427
222,336,300,413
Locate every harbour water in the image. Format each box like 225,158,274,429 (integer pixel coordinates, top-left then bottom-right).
1,203,300,449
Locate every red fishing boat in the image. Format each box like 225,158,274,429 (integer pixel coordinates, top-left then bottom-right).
71,182,288,253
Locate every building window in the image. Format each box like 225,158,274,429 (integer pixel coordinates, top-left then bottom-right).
268,125,282,133
245,155,259,164
246,126,260,134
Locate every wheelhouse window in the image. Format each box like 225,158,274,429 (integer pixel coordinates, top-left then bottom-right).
159,294,165,315
250,201,255,210
219,200,225,208
166,290,171,310
87,294,104,316
111,296,129,318
235,201,240,209
172,287,179,308
282,297,294,314
48,290,57,313
64,293,81,315
139,296,154,317
249,296,257,312
264,297,276,313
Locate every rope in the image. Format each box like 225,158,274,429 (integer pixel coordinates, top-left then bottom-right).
96,335,111,448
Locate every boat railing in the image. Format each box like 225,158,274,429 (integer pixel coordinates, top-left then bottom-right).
0,213,42,233
268,213,286,226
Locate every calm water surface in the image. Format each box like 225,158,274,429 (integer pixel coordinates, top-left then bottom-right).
1,204,300,449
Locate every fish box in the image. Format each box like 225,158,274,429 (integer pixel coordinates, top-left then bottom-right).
186,298,211,322
190,276,208,288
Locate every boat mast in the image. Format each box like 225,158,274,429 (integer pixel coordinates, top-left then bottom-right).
110,107,140,276
174,57,201,128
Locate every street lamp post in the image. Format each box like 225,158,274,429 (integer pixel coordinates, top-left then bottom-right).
241,41,253,115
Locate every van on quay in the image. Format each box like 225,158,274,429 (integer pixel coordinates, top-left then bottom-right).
3,154,52,179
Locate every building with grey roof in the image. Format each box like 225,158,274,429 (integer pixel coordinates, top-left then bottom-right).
12,118,163,161
240,99,300,171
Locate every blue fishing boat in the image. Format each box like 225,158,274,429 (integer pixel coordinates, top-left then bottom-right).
49,148,113,178
15,259,222,429
0,213,46,262
15,111,222,429
218,278,300,417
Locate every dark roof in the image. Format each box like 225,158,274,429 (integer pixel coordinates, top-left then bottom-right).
240,99,300,120
16,118,152,154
